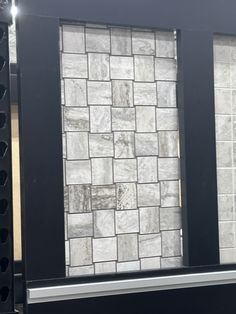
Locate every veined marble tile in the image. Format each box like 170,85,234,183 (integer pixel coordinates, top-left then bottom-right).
162,230,181,257
114,132,135,158
219,222,235,248
136,106,156,132
118,234,138,261
139,234,161,258
160,207,181,230
156,108,178,131
141,257,161,270
62,53,88,78
86,28,110,53
216,142,233,167
91,185,116,210
132,31,155,55
158,158,179,180
70,238,92,266
215,115,232,141
68,213,93,238
140,207,160,234
93,237,117,262
66,132,89,160
214,63,230,88
90,106,111,133
64,79,87,107
218,195,234,221
69,265,94,276
62,25,85,53
112,108,135,131
94,210,115,237
116,183,137,210
157,81,176,108
135,133,158,156
91,158,113,185
64,107,89,132
117,261,140,272
114,159,137,182
88,53,110,80
134,56,155,82
160,181,179,207
116,210,139,234
95,261,116,274
156,31,175,58
161,257,182,269
137,183,160,207
134,83,157,106
112,80,133,107
214,88,231,114
155,58,176,81
110,56,134,79
159,131,178,157
89,133,114,157
88,81,112,105
66,160,91,185
138,157,158,183
111,28,132,55
69,185,91,213
217,168,233,194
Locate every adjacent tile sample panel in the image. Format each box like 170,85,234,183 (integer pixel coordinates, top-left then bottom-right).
214,35,236,264
61,23,182,276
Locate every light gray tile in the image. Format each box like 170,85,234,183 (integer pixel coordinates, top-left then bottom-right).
216,142,233,167
116,183,137,210
134,56,154,82
65,79,87,107
137,183,160,207
88,81,112,105
68,213,93,237
62,53,88,78
110,56,134,79
139,234,161,258
136,106,156,132
218,195,234,221
158,131,178,157
64,107,89,131
61,80,65,104
88,53,110,80
231,37,236,62
156,108,178,131
157,82,176,108
114,159,137,182
138,157,158,183
95,261,116,274
162,230,181,257
155,58,176,81
135,133,158,156
66,132,89,160
231,63,236,88
233,116,236,140
89,133,114,157
117,261,140,272
93,237,117,262
112,108,135,131
160,207,181,230
220,248,236,264
118,234,138,261
65,240,70,265
214,36,231,63
214,88,231,114
217,168,233,194
111,28,132,55
86,28,110,53
161,257,182,269
215,115,232,141
63,25,85,53
116,210,139,234
112,80,133,107
132,31,155,55
140,207,160,234
70,238,92,266
66,160,91,185
158,158,179,180
90,106,111,133
92,158,113,185
91,185,116,210
219,222,235,248
64,185,69,212
114,132,135,158
69,185,91,213
160,181,179,207
69,265,94,276
94,210,115,237
134,83,157,106
232,90,236,114
141,257,161,270
156,31,175,58
214,63,230,88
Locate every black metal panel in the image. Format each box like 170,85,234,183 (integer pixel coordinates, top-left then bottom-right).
16,14,65,281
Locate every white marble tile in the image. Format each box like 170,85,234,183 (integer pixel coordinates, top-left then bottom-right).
134,56,155,82
65,240,70,265
217,168,233,194
138,157,158,183
88,81,112,105
64,107,89,131
88,53,110,80
218,195,234,221
69,185,91,213
214,36,231,63
64,185,69,212
214,63,230,88
69,265,94,276
214,88,231,114
155,58,176,81
116,183,137,210
70,238,92,266
91,185,116,210
158,158,179,180
141,257,161,270
157,81,176,108
95,261,116,274
116,210,139,234
90,106,111,133
66,160,91,185
65,79,87,107
216,142,233,167
136,106,156,132
134,83,157,106
117,261,140,272
110,56,134,79
66,132,89,160
62,53,88,78
62,133,67,159
160,181,179,207
118,234,138,261
135,133,158,156
132,31,155,55
112,108,135,131
161,257,183,269
114,132,135,158
156,31,175,58
215,115,232,141
162,230,181,257
94,210,115,237
156,108,178,131
93,237,117,262
112,80,133,107
86,27,110,53
137,183,160,207
220,248,236,264
160,207,181,230
61,80,65,104
89,133,114,157
114,159,137,182
158,131,179,157
231,63,236,88
139,234,161,258
68,213,93,238
91,158,113,185
219,222,235,248
63,25,85,53
111,28,132,55
140,207,160,234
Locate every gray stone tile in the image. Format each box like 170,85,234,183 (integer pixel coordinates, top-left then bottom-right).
64,185,69,212
216,142,233,167
91,158,113,185
138,157,158,183
114,159,137,182
63,25,85,53
88,53,110,80
89,133,114,157
91,185,116,210
140,207,160,234
137,183,160,207
160,181,179,207
66,160,91,185
88,81,112,105
232,90,236,114
141,257,161,270
112,80,133,107
111,28,132,55
220,248,236,264
217,169,233,194
155,58,176,81
215,115,232,141
218,195,234,221
116,210,139,234
139,234,161,258
68,213,93,237
132,31,155,55
62,53,88,78
86,27,110,53
112,108,135,131
157,81,176,108
160,207,181,230
162,230,181,257
66,132,89,160
61,80,65,104
70,237,92,266
214,63,230,88
65,79,87,107
158,158,179,180
65,240,70,265
134,83,157,106
219,222,235,248
156,31,175,58
159,131,178,157
114,132,135,158
90,106,111,133
64,107,89,131
118,234,138,261
116,183,137,210
156,108,178,131
214,36,231,63
214,88,231,114
161,257,182,269
136,106,156,132
62,133,67,159
69,185,91,213
110,56,134,79
69,265,94,276
117,261,140,272
134,56,155,82
94,210,115,237
95,261,116,274
93,237,117,262
135,133,158,156
231,63,236,88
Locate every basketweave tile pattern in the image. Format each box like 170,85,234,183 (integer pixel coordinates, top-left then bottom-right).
60,23,183,276
214,35,236,264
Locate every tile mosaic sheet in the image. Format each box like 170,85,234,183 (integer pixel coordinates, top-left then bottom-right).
60,23,183,276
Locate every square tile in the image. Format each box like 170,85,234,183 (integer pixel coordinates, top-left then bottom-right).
156,108,178,131
66,160,91,184
139,234,161,258
134,83,157,106
94,210,115,237
116,210,139,234
138,157,158,183
220,248,236,264
110,56,134,79
90,106,111,133
63,25,85,53
69,265,94,276
92,158,113,185
91,185,116,210
216,142,233,167
157,81,176,107
217,169,233,194
95,261,116,274
161,257,182,269
215,115,232,141
112,108,135,131
218,195,234,221
88,53,110,80
118,234,138,261
214,63,230,88
62,53,88,78
114,159,137,182
140,207,160,234
88,81,112,105
160,207,181,230
214,36,231,63
64,107,89,131
86,27,110,53
158,158,179,180
135,133,158,156
136,106,156,132
112,80,133,107
117,261,140,272
65,79,87,107
116,183,137,210
162,230,181,257
137,183,160,207
68,213,93,237
134,56,154,82
156,31,175,58
158,131,178,157
214,88,231,114
160,181,179,207
114,132,135,158
111,28,132,55
93,237,117,262
69,185,91,213
89,133,114,157
70,238,92,266
141,257,161,270
66,132,89,160
155,58,176,81
132,31,155,55
219,222,235,248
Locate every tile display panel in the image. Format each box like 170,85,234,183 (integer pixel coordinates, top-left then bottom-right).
60,23,183,276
